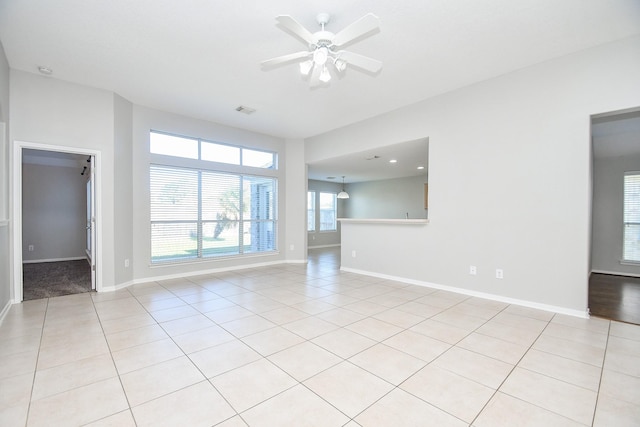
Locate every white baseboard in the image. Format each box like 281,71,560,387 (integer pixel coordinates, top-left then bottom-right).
591,269,640,278
308,244,341,249
341,266,589,319
99,259,292,292
23,256,86,264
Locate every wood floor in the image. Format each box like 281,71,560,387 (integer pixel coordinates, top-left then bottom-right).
589,273,640,325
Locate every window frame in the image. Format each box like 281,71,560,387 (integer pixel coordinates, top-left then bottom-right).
149,130,279,265
319,192,338,232
307,191,316,232
150,130,277,170
623,171,640,264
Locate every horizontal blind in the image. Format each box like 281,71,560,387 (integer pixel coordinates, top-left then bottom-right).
307,191,316,231
150,165,277,263
319,192,337,231
150,166,199,262
623,172,640,262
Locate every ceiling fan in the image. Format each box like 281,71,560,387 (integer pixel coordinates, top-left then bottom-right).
261,13,382,86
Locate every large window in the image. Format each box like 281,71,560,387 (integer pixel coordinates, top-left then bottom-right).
319,192,337,231
307,191,316,232
149,130,278,264
150,131,276,169
624,172,640,262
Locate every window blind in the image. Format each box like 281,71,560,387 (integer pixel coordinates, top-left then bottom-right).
319,192,337,231
624,172,640,262
150,165,277,264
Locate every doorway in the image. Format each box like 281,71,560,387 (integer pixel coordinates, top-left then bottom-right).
590,108,640,324
12,141,101,302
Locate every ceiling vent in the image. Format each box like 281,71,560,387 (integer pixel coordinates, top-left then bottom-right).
235,105,256,115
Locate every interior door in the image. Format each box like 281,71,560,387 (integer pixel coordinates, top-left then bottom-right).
86,156,96,290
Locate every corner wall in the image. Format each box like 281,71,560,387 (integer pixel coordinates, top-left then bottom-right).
113,94,134,285
306,36,640,313
345,175,428,219
0,41,11,315
21,163,87,261
131,106,288,282
308,180,344,247
592,152,640,276
10,70,117,288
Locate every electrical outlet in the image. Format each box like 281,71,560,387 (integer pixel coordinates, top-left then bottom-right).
352,250,356,258
28,245,34,252
289,244,295,251
124,259,130,268
496,269,504,279
469,265,477,275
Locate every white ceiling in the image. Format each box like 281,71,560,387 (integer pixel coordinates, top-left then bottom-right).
1,0,639,143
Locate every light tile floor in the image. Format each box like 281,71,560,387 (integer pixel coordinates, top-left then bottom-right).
1,247,639,426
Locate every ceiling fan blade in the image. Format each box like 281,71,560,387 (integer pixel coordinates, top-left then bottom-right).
332,13,380,47
261,51,311,68
276,15,316,45
338,51,383,73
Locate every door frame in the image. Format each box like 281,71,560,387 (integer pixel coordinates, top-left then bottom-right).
12,140,103,302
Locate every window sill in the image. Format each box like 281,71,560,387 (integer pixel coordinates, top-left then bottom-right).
620,260,640,266
338,218,429,225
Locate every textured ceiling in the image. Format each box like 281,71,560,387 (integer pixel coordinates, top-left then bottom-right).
1,0,639,141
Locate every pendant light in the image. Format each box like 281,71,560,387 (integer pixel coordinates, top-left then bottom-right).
337,176,350,199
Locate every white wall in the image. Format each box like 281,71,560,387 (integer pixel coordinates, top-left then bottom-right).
307,180,344,247
308,36,640,313
131,106,288,282
22,163,87,261
0,41,9,219
10,70,117,288
113,94,134,285
592,152,640,276
345,175,428,219
0,41,10,315
284,139,307,262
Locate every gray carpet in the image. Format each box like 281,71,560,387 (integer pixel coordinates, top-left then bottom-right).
23,260,92,301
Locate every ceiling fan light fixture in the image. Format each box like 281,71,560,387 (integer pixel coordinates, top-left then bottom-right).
313,47,329,65
319,66,331,83
299,60,313,75
262,13,381,87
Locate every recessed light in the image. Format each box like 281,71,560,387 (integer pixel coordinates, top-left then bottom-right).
37,66,53,75
417,166,425,170
389,159,397,163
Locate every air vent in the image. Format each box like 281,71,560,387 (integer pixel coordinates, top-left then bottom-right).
365,155,380,160
235,105,256,115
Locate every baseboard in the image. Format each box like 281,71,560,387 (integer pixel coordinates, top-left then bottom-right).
308,244,341,249
341,266,589,319
286,259,308,264
591,269,640,278
0,299,12,326
23,256,86,264
100,280,134,293
99,259,292,292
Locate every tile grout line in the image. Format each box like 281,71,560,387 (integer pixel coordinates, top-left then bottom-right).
590,320,612,427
